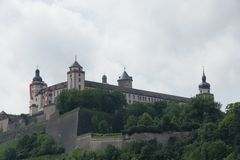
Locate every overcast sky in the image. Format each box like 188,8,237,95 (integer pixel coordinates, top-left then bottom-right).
0,0,239,114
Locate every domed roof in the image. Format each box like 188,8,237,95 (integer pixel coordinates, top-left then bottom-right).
199,70,210,89
33,69,42,82
102,74,107,79
199,82,210,89
118,70,132,81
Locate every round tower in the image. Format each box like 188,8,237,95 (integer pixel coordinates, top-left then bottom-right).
29,69,47,115
117,68,133,88
67,60,85,90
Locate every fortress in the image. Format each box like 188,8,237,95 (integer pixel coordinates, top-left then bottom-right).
0,60,213,151
29,59,211,116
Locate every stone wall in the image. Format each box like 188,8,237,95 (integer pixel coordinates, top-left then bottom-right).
75,132,189,151
0,122,46,144
46,108,79,152
0,108,190,152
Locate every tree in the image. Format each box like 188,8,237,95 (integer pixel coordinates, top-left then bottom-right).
137,112,154,127
219,102,240,148
56,89,126,114
185,96,223,124
182,140,231,160
2,148,17,160
104,145,120,160
98,120,112,133
125,115,138,129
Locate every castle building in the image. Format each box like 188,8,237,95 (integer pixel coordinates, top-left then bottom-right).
30,60,192,115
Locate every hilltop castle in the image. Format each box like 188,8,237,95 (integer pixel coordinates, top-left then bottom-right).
0,60,212,147
29,60,212,116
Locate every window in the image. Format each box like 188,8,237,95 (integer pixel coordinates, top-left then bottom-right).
79,78,81,82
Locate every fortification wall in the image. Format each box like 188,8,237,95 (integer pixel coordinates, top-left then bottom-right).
0,122,46,144
46,108,79,152
76,132,189,151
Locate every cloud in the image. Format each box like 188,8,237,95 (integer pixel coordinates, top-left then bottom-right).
0,0,239,113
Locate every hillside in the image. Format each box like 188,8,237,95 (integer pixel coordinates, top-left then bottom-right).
1,89,240,159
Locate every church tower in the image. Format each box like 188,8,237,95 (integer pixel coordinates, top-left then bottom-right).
198,69,211,94
67,59,85,90
29,69,47,115
118,69,133,88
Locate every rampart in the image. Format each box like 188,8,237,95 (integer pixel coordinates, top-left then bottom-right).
0,122,46,143
0,108,189,152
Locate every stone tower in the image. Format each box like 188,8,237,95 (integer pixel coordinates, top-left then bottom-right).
118,69,133,88
29,69,47,115
67,60,85,90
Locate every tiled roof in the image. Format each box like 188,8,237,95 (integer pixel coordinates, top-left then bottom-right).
85,81,190,103
37,80,189,103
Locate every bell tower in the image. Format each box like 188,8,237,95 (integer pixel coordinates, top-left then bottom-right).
67,58,85,90
198,68,211,94
29,68,47,115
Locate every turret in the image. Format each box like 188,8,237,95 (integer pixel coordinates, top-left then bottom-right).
67,59,85,90
102,74,107,83
118,68,133,88
29,69,47,115
198,68,211,94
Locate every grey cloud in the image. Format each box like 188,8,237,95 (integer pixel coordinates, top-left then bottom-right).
0,0,240,113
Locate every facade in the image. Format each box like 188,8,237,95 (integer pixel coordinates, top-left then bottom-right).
29,60,209,115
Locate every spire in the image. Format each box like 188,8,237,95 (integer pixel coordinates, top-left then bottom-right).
118,68,132,81
202,67,206,82
70,56,82,69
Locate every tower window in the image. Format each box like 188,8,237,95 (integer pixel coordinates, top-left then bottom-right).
79,78,81,82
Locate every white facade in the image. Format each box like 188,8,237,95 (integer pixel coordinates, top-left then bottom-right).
29,60,190,116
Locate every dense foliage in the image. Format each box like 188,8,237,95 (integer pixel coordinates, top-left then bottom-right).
56,89,126,114
3,93,240,160
1,133,64,160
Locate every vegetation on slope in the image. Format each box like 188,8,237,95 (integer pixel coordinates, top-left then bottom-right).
0,133,64,160
2,89,240,159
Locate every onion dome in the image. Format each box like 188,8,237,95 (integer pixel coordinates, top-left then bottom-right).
199,69,210,89
33,69,43,82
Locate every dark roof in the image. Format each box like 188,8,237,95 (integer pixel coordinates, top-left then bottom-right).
33,69,43,82
118,71,132,81
102,74,107,79
85,80,190,103
70,61,83,69
0,111,8,120
37,80,189,103
37,82,67,95
199,70,210,89
199,82,210,89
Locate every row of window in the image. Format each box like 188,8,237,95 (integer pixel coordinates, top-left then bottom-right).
123,93,162,104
